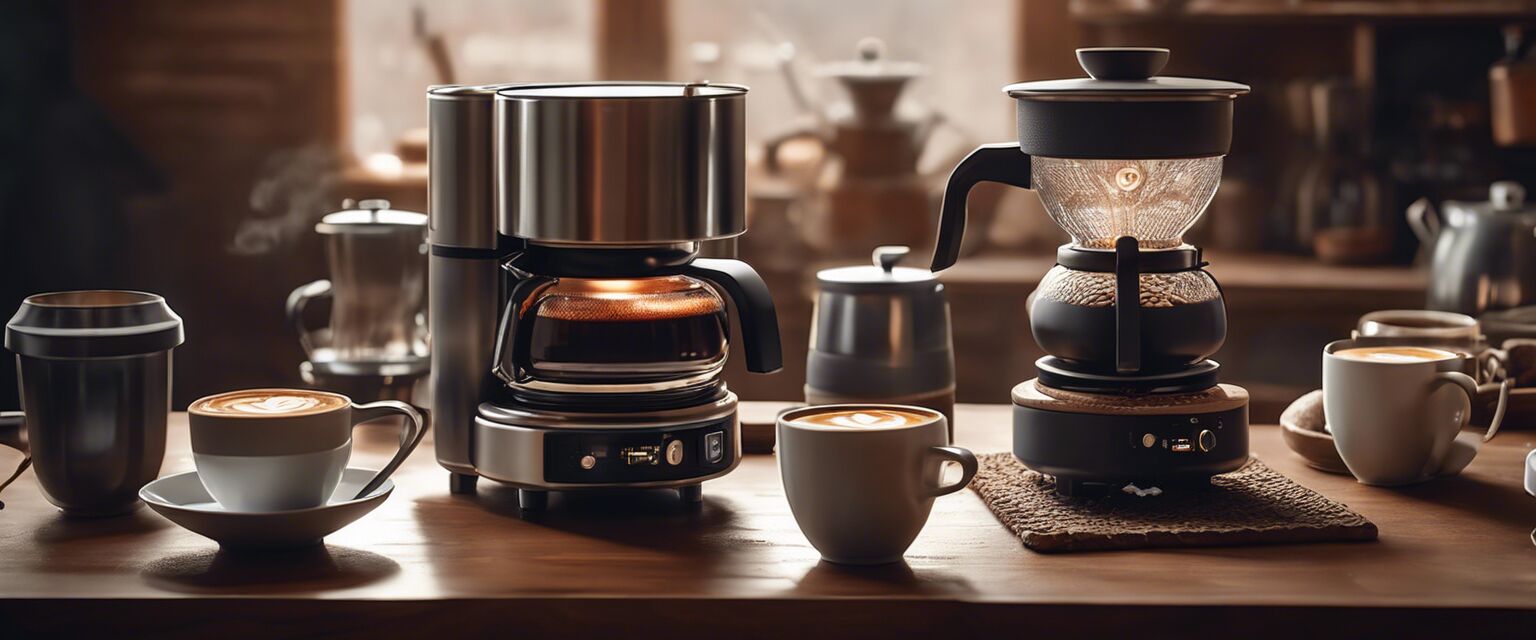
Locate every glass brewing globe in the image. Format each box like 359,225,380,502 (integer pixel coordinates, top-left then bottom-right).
1032,156,1224,249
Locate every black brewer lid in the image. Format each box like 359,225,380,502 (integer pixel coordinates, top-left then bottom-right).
1004,48,1249,159
1006,48,1249,98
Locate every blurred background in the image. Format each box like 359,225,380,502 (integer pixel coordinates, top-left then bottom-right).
2,0,1534,421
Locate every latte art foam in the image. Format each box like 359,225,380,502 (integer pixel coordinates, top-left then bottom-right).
790,408,934,430
191,389,347,417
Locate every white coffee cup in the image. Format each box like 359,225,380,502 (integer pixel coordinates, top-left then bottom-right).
777,404,977,565
1355,309,1507,382
1323,340,1509,486
189,389,424,511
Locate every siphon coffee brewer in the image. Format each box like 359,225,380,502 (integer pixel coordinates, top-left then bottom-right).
931,47,1251,496
806,246,956,439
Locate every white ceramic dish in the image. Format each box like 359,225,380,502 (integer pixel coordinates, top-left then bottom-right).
139,467,392,551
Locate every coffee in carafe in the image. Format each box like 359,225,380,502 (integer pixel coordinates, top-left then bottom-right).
518,276,729,383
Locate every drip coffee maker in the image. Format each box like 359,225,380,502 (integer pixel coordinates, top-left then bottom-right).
932,48,1251,495
429,82,782,510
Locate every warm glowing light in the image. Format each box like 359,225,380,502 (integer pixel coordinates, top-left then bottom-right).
1114,165,1142,191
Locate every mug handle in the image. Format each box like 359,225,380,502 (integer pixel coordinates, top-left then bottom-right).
926,445,979,497
0,412,29,508
1433,372,1509,444
349,401,427,500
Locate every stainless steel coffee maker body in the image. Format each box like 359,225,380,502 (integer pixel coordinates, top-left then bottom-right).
429,83,781,508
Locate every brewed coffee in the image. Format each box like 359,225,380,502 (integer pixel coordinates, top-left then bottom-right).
1333,346,1458,364
788,407,935,430
192,390,348,417
523,276,728,380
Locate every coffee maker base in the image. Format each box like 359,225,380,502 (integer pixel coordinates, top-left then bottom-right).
467,395,741,509
1011,379,1250,496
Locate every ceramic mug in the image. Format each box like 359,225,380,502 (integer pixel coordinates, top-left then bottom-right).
1355,309,1506,382
777,404,977,564
1323,340,1509,486
189,389,424,511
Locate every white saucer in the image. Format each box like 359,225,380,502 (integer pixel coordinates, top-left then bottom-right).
139,467,393,551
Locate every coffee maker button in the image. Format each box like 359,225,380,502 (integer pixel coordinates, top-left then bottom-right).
1198,430,1216,453
704,431,725,463
580,455,597,470
666,440,685,466
1141,433,1157,448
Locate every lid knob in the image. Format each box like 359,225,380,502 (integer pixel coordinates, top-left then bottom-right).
1076,47,1170,81
358,198,392,211
873,245,910,273
1492,181,1527,210
857,36,886,63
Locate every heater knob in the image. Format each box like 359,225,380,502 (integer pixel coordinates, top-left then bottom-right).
1198,429,1216,453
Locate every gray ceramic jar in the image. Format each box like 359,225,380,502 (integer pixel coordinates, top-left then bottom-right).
807,246,956,439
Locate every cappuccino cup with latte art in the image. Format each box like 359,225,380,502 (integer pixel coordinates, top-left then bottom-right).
1323,340,1509,486
189,388,424,511
777,404,977,564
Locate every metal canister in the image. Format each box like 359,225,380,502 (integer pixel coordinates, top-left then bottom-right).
495,82,747,245
427,85,507,488
2,290,183,516
807,246,956,440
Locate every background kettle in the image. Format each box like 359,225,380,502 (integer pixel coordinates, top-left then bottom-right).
1408,181,1536,316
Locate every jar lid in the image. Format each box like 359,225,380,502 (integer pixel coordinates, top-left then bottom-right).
6,290,184,359
1005,48,1248,98
316,199,427,235
1004,48,1249,159
818,37,925,82
817,246,939,293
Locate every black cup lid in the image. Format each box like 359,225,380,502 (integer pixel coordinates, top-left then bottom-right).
1003,47,1249,159
1005,48,1249,99
6,290,184,359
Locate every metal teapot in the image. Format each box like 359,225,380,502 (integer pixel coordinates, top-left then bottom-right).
1408,181,1536,316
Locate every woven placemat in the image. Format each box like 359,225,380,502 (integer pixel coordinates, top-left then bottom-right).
972,453,1378,553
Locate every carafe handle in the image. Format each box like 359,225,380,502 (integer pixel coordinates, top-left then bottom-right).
0,411,30,510
683,259,784,374
1406,197,1441,245
491,271,556,386
286,279,333,358
1114,236,1142,373
931,143,1033,272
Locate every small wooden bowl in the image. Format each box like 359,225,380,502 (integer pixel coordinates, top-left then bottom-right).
1279,390,1351,475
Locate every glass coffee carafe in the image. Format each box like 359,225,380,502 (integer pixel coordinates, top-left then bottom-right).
495,275,731,393
288,199,430,370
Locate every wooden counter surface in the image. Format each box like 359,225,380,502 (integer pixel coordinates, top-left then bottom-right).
1,404,1533,638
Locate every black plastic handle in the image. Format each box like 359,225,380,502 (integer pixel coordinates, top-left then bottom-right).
931,143,1034,272
683,258,783,374
1114,236,1141,374
491,270,557,385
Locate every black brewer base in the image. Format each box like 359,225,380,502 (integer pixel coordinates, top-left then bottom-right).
1012,385,1249,497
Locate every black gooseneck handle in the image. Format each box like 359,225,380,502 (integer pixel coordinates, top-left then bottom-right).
683,258,784,374
1114,236,1141,374
491,267,557,386
931,143,1035,272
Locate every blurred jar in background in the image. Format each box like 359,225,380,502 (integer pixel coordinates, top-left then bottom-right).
1296,80,1390,264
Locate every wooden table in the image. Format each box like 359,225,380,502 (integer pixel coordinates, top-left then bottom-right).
2,404,1534,638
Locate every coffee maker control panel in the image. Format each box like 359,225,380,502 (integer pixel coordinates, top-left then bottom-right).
543,417,736,484
1128,414,1233,457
